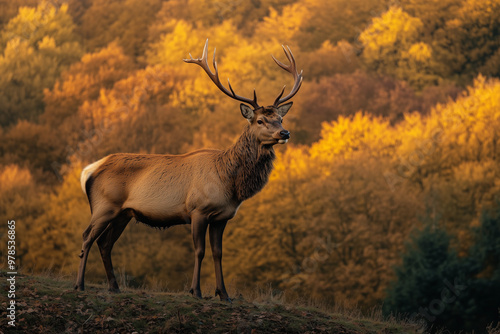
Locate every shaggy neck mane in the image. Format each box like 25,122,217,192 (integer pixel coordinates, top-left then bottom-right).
218,126,276,202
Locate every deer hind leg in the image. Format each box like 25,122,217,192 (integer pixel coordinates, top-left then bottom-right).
189,213,209,298
75,208,120,291
96,214,130,293
209,220,230,301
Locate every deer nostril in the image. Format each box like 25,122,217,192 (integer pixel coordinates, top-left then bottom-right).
280,130,290,139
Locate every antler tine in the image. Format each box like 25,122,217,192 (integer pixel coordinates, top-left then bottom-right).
228,79,236,96
275,85,286,103
286,46,295,63
271,55,287,70
272,45,303,107
212,48,217,74
184,39,260,109
271,45,293,70
202,40,209,67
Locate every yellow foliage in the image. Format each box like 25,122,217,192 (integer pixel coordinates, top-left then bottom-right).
1,0,78,52
403,42,432,62
426,76,500,166
310,113,397,162
0,164,33,192
146,20,241,68
80,65,180,131
359,6,439,89
271,146,309,182
360,6,422,59
37,36,56,49
1,36,34,60
255,3,309,43
18,1,59,23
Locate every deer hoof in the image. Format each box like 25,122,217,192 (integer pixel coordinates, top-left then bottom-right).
189,288,202,299
215,289,231,302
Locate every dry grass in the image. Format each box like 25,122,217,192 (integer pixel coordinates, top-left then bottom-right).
0,270,422,333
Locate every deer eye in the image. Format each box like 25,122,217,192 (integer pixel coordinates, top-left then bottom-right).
257,120,264,125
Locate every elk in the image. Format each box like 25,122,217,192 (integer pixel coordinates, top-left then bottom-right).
75,40,303,301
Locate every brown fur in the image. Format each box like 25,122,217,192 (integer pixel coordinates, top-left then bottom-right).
75,106,290,300
86,125,275,226
218,125,276,202
76,38,302,300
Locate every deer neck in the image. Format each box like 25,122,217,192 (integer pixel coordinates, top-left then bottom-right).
219,126,276,202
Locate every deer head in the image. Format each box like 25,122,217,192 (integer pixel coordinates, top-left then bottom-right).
184,40,303,146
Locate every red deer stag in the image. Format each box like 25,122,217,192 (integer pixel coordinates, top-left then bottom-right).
75,40,303,300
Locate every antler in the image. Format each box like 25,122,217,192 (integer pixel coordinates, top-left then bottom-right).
184,39,260,109
272,46,303,107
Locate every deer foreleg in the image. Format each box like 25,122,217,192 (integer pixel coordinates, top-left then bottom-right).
209,220,230,301
189,213,209,298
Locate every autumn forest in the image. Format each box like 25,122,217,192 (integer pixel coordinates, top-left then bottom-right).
1,0,500,332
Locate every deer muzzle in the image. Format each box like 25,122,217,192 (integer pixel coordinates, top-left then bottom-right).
278,130,290,144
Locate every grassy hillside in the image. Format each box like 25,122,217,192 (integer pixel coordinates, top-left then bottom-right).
0,271,419,333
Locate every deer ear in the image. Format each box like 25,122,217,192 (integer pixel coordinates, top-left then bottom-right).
240,104,254,121
276,102,293,117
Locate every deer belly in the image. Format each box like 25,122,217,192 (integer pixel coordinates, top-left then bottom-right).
128,208,190,228
123,188,189,228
